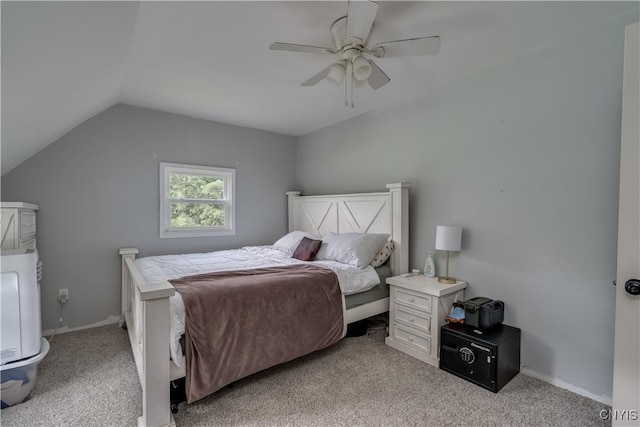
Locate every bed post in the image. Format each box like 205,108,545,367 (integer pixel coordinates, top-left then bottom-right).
120,248,139,327
138,284,175,427
387,183,410,275
120,248,176,427
286,191,301,232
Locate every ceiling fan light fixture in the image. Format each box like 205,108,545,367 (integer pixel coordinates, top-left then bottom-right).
326,61,347,85
270,0,440,99
352,55,372,81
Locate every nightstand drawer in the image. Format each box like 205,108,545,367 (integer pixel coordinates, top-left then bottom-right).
392,323,431,355
393,304,431,334
393,287,432,313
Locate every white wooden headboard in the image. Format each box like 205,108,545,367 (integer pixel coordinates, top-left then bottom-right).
286,183,410,275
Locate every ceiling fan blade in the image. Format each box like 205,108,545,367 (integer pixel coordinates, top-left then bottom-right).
301,65,332,87
269,42,335,55
346,0,378,44
373,36,441,58
366,60,390,90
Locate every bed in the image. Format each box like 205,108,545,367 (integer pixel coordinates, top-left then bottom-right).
119,183,409,426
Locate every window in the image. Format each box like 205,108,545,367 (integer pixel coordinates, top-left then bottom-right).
160,162,235,238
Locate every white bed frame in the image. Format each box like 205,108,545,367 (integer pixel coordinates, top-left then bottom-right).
119,183,409,427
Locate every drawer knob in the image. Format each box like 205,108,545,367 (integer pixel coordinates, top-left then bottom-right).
408,336,414,342
409,297,415,303
409,317,415,323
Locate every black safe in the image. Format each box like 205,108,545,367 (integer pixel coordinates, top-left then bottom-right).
440,323,521,393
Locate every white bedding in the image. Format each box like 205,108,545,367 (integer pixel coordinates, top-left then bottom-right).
135,246,381,366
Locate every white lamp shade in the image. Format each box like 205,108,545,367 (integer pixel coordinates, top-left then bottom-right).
352,55,372,81
435,226,462,251
326,61,346,85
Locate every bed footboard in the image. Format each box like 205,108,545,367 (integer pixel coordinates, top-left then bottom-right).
120,248,176,427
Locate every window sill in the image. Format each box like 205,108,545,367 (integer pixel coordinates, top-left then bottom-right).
160,228,235,239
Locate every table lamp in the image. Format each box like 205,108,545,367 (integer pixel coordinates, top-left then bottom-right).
435,226,462,284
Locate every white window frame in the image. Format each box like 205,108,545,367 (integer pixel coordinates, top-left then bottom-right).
159,162,236,238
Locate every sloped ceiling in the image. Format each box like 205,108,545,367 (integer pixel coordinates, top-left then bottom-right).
2,1,638,174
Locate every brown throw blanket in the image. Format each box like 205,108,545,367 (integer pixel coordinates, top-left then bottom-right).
170,264,345,403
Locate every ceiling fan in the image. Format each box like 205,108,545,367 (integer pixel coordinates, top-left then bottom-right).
269,0,440,107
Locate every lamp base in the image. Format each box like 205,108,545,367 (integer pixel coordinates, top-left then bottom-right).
437,276,456,284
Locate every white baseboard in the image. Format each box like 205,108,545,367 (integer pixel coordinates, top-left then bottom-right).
42,315,122,338
521,366,612,406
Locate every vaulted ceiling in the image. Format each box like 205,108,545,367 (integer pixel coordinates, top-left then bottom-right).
2,1,637,174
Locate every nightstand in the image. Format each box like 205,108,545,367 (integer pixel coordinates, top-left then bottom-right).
385,274,466,367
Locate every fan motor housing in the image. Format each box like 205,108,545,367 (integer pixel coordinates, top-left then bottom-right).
342,48,360,60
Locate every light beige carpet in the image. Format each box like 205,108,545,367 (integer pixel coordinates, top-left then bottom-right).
1,324,609,426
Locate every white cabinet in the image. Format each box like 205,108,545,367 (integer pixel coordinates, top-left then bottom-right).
385,274,466,367
1,202,39,250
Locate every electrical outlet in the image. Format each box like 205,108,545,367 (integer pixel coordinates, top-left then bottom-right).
58,288,69,304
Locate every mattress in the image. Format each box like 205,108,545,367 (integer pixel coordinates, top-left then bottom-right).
345,264,391,310
135,246,384,366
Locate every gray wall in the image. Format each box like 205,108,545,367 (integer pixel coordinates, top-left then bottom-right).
1,104,297,332
296,12,637,399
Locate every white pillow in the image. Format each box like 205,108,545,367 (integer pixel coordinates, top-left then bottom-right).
272,231,321,256
316,232,390,269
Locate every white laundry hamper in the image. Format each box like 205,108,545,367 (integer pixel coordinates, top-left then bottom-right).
0,338,49,408
1,249,48,408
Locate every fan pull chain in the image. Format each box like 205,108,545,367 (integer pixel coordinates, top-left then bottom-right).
342,62,355,108
344,66,348,107
350,70,355,108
